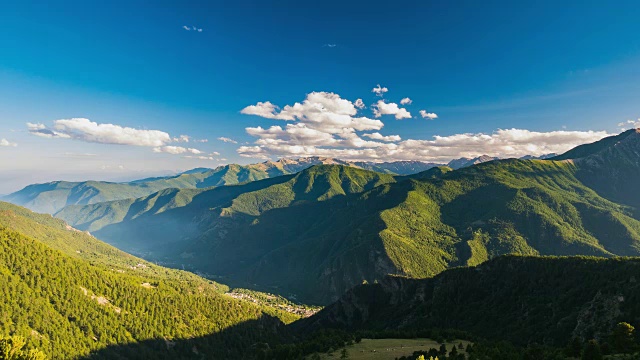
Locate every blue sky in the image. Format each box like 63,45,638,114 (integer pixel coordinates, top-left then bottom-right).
1,0,640,192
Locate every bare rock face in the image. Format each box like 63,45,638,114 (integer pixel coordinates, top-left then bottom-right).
572,291,623,341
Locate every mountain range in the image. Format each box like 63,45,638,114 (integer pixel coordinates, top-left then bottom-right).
3,156,505,215
49,129,640,304
3,129,640,358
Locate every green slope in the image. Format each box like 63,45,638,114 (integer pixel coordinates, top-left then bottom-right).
58,153,640,304
0,202,300,359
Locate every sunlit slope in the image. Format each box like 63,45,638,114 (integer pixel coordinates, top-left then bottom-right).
0,201,293,359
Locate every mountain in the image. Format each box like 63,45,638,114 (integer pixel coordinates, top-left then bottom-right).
446,155,499,169
519,153,558,160
297,255,640,347
3,157,437,215
352,160,441,174
0,201,294,359
552,128,640,215
57,130,640,303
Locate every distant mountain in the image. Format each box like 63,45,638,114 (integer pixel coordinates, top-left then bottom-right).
297,255,640,347
4,153,543,215
0,201,292,359
3,157,438,214
352,160,442,174
446,155,499,169
58,130,640,303
519,153,558,160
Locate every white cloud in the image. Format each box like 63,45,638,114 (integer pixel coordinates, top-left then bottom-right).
362,132,402,142
354,99,365,109
28,118,172,147
373,100,412,120
324,44,337,48
0,139,17,147
372,84,388,97
618,118,640,130
238,90,609,162
400,97,412,105
194,138,208,143
240,101,285,119
419,110,438,120
394,129,609,162
183,25,203,32
152,146,203,155
173,135,190,142
217,136,238,144
27,122,71,139
242,92,383,134
239,91,392,159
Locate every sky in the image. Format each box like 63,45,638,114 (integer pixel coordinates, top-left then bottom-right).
1,0,640,193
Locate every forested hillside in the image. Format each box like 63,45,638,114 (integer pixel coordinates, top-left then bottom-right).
0,202,293,359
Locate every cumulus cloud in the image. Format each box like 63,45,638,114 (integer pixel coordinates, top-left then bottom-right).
323,44,337,48
173,135,190,142
240,101,284,119
245,93,613,162
27,118,172,146
239,91,393,159
354,99,365,109
238,90,609,162
618,119,640,130
419,110,438,120
372,84,388,97
152,146,203,155
373,100,412,120
242,92,383,134
400,97,412,105
362,132,401,142
217,136,238,144
0,139,17,147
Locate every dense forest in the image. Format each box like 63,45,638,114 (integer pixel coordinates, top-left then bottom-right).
0,202,295,359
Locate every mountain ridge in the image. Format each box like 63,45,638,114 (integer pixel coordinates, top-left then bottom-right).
3,153,546,215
